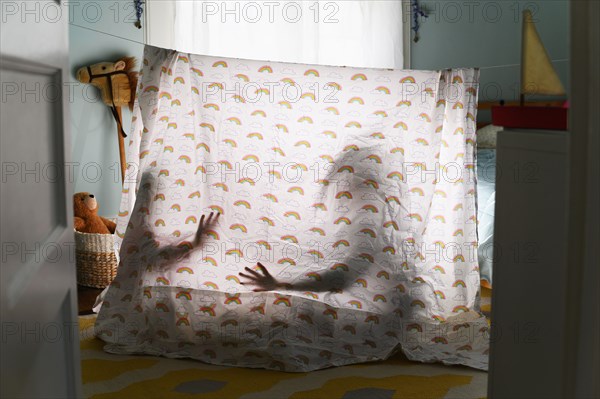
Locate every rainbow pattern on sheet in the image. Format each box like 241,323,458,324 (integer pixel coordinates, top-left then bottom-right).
97,45,488,374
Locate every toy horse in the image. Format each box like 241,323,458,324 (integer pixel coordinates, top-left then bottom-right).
76,57,138,183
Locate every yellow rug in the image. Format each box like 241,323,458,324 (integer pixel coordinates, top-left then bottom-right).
79,314,489,399
481,287,492,319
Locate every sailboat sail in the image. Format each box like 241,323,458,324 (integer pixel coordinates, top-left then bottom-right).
521,10,565,96
492,10,568,130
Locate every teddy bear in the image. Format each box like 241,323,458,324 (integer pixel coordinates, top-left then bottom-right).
73,192,116,234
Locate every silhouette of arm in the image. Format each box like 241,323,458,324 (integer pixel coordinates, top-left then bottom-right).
239,262,350,293
143,212,220,268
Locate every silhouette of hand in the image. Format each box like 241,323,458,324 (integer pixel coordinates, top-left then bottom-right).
192,211,220,248
239,262,292,292
139,211,220,266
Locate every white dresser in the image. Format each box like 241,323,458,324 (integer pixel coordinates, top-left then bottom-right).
488,129,569,398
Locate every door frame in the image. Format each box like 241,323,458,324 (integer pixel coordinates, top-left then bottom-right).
564,0,600,397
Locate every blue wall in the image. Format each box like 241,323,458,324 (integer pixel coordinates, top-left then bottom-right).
69,0,144,217
410,0,569,122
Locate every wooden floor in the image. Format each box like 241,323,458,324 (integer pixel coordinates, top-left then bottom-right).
77,285,103,315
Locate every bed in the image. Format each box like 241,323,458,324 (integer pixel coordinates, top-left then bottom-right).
476,125,500,288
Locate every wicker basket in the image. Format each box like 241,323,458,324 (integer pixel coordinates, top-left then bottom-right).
74,230,118,288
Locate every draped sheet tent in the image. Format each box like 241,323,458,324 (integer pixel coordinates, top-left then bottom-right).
95,46,489,372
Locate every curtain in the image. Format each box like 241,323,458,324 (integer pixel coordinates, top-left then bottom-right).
95,45,489,372
169,0,404,68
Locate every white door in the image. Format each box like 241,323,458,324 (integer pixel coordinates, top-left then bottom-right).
1,1,81,397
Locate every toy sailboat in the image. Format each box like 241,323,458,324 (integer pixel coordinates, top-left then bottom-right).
492,10,568,130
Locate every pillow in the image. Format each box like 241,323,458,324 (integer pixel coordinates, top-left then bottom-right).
476,124,502,148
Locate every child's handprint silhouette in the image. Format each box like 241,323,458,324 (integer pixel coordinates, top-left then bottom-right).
140,211,220,267
239,261,351,293
239,262,292,292
192,212,220,248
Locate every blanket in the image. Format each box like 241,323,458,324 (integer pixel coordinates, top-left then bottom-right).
95,45,489,371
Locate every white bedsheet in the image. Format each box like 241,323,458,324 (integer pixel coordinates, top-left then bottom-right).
95,45,490,371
